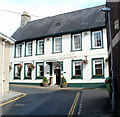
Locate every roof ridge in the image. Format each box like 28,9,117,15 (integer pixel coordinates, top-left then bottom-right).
28,4,105,24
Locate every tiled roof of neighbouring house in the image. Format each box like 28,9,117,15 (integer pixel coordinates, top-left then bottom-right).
12,5,106,42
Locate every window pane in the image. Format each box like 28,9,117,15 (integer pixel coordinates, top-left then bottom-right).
93,31,102,48
73,34,81,50
17,68,20,76
75,70,81,75
95,64,102,69
38,40,44,54
37,63,44,77
27,68,32,77
27,42,32,55
54,37,61,52
16,44,22,57
74,61,81,75
94,59,103,75
96,69,102,74
14,64,21,79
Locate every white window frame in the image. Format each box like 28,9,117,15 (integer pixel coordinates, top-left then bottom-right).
93,59,104,75
72,33,82,50
53,37,62,53
26,41,32,56
15,44,22,57
92,30,103,48
14,64,21,79
37,40,44,54
24,63,32,79
36,62,44,78
73,61,82,76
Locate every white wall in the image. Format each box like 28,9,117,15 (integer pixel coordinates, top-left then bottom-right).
9,28,109,84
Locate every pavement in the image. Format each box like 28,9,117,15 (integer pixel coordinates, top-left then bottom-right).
0,84,117,116
0,91,23,104
79,88,115,117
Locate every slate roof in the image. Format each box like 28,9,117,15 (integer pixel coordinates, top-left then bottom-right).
12,5,106,42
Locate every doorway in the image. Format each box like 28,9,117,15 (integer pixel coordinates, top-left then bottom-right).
55,69,61,85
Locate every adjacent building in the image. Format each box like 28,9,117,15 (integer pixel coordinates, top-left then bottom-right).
9,5,109,88
106,0,120,113
0,32,15,95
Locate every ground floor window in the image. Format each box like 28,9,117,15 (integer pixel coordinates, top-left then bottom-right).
24,63,35,79
14,64,22,79
92,58,104,78
72,60,83,79
36,62,44,79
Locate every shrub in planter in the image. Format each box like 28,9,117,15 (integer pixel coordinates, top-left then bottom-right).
92,74,104,78
42,76,48,87
105,77,112,98
61,76,67,88
72,75,82,79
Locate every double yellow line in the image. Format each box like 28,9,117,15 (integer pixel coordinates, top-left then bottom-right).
0,93,27,106
68,92,80,117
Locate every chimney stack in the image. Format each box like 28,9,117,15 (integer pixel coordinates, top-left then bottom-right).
21,11,31,26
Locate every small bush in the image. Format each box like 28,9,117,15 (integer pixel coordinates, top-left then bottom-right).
61,76,67,84
43,76,48,83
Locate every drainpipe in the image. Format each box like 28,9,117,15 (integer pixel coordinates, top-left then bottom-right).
2,40,7,95
100,7,115,111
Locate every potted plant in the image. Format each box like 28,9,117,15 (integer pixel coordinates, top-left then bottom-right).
27,63,35,69
17,64,23,69
72,75,82,79
42,76,48,87
61,76,67,88
92,74,104,78
81,59,88,64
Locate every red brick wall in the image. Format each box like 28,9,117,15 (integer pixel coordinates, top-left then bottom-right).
113,40,120,113
107,1,120,113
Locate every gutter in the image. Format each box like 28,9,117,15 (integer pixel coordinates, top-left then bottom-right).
2,40,7,95
0,32,16,44
14,26,106,43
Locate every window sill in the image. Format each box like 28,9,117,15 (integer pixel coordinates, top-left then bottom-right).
24,55,32,57
90,47,104,50
71,49,82,52
92,76,104,79
71,76,83,79
14,77,21,80
14,56,22,58
36,53,44,56
52,51,62,54
36,76,44,79
24,76,32,79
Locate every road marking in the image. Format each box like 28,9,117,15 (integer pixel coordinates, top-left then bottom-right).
77,93,83,115
0,93,27,106
68,92,80,117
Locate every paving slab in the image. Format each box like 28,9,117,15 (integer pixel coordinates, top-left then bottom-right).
0,91,23,104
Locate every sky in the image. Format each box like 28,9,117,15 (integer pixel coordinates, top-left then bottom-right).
0,0,106,37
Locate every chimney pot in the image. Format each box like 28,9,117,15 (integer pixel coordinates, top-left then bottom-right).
21,11,31,26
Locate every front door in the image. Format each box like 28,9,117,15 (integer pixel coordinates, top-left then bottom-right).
56,69,61,85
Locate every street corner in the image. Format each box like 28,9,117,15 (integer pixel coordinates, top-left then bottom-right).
0,91,27,106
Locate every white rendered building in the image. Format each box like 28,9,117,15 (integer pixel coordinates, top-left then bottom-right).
9,5,109,88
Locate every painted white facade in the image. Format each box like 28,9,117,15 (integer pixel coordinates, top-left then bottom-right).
0,32,15,95
9,28,109,86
